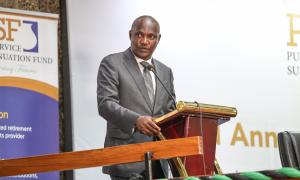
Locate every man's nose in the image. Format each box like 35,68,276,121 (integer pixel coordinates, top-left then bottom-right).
141,36,149,45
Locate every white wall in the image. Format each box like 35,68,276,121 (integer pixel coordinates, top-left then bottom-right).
66,0,300,179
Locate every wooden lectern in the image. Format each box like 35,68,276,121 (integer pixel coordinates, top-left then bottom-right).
153,101,237,177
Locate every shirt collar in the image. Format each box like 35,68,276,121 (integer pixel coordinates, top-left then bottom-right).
135,56,153,65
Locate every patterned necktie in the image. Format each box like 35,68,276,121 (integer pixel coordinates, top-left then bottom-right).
140,61,155,105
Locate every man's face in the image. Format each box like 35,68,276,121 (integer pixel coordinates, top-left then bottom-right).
130,19,161,60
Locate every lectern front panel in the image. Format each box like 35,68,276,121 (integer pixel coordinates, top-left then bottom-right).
160,114,218,176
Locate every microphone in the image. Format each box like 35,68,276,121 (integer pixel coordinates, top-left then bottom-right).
141,62,177,108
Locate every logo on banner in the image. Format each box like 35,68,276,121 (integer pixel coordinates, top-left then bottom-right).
286,13,300,76
0,16,53,67
22,20,38,53
287,14,300,47
0,18,39,53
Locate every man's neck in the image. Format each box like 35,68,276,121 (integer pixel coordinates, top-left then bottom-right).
130,49,152,62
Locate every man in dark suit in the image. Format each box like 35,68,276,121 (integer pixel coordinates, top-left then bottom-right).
97,15,176,180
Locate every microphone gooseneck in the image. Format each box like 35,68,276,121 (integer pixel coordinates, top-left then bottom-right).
141,62,176,108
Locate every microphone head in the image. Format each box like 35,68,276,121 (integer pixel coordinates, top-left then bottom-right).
140,62,155,71
147,64,155,71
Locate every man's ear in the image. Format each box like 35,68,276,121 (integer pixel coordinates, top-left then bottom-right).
129,30,132,40
158,34,161,42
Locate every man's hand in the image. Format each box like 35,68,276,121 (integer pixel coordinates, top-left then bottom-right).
135,116,161,136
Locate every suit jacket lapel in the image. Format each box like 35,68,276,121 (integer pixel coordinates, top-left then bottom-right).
123,49,153,110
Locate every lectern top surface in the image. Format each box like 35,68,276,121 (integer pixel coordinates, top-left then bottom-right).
153,101,237,125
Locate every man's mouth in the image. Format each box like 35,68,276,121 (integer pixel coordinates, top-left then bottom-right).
138,48,149,52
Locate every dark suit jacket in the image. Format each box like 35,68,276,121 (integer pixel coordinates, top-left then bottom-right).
97,48,176,177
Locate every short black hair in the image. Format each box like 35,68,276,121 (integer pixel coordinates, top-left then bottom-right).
131,15,160,32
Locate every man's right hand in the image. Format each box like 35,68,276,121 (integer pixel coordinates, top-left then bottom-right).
135,116,161,136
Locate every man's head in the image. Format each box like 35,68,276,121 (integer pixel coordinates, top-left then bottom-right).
129,15,161,60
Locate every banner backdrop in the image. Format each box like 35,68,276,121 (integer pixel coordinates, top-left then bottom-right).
0,8,59,180
66,0,300,179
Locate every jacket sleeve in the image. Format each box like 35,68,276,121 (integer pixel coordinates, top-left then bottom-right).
97,56,140,135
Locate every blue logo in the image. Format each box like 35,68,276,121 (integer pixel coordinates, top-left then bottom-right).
22,20,38,53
